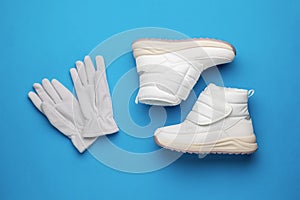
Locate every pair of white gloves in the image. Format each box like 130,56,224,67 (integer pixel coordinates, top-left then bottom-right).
28,56,119,153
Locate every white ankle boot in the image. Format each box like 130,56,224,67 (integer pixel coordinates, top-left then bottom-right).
132,39,236,106
154,84,258,154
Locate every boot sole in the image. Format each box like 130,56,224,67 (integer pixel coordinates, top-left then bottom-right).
132,38,236,58
154,134,258,155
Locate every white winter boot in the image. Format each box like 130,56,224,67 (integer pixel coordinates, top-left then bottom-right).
132,38,236,106
154,84,258,154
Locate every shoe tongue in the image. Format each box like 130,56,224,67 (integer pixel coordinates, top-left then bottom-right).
204,84,248,103
205,83,222,92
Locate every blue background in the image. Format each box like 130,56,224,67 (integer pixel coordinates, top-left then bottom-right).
1,0,300,199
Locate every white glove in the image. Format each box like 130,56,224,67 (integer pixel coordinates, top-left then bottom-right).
70,55,119,138
28,79,97,153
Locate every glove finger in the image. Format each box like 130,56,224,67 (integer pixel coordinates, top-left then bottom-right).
42,79,62,103
96,55,106,72
28,91,43,112
95,56,110,107
70,68,83,90
76,61,88,86
33,83,54,104
84,56,95,84
51,79,73,100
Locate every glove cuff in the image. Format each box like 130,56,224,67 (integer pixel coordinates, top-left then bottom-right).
82,117,119,138
70,133,98,153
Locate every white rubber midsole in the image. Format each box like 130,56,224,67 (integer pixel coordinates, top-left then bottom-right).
155,134,258,154
136,47,235,71
132,38,236,58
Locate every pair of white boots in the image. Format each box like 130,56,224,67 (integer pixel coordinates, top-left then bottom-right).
133,38,258,154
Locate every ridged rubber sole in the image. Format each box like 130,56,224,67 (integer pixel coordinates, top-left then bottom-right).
132,38,236,58
154,134,258,155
